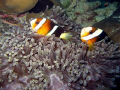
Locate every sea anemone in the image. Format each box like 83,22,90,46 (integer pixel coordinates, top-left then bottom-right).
0,6,120,90
40,6,82,33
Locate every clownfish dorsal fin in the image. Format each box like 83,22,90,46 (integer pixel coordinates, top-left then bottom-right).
33,18,47,32
82,28,103,41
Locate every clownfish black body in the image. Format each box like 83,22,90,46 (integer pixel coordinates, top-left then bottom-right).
30,18,75,40
80,27,109,49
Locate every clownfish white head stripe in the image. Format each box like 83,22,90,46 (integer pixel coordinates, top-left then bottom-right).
82,29,103,40
47,25,59,36
81,27,93,36
33,18,47,32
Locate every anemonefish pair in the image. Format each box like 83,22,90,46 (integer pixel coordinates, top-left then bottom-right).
30,18,108,50
80,26,108,49
30,18,75,40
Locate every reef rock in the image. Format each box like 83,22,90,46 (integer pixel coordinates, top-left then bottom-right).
93,6,120,43
0,0,38,14
59,0,118,27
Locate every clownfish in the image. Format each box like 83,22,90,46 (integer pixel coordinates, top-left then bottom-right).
30,18,76,40
80,26,108,50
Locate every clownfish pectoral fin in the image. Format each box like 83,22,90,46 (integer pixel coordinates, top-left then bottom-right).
88,42,94,50
86,40,94,50
60,32,74,40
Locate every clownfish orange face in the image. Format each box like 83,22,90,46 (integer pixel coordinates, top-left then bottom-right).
30,18,75,40
80,27,104,45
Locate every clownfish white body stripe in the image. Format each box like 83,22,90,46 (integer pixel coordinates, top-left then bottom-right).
47,25,58,36
30,18,76,40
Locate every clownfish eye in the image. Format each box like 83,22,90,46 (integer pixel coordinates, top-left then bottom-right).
36,21,39,24
89,31,93,34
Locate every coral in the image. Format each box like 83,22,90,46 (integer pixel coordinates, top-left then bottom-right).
28,0,54,13
60,0,72,8
60,0,118,27
50,0,62,6
0,0,38,14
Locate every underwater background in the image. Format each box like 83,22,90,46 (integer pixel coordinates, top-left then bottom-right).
0,0,120,90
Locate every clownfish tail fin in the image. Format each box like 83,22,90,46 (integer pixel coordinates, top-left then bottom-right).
60,32,74,40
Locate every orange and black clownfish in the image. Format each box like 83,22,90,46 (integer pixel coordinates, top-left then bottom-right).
30,18,75,40
80,26,109,50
